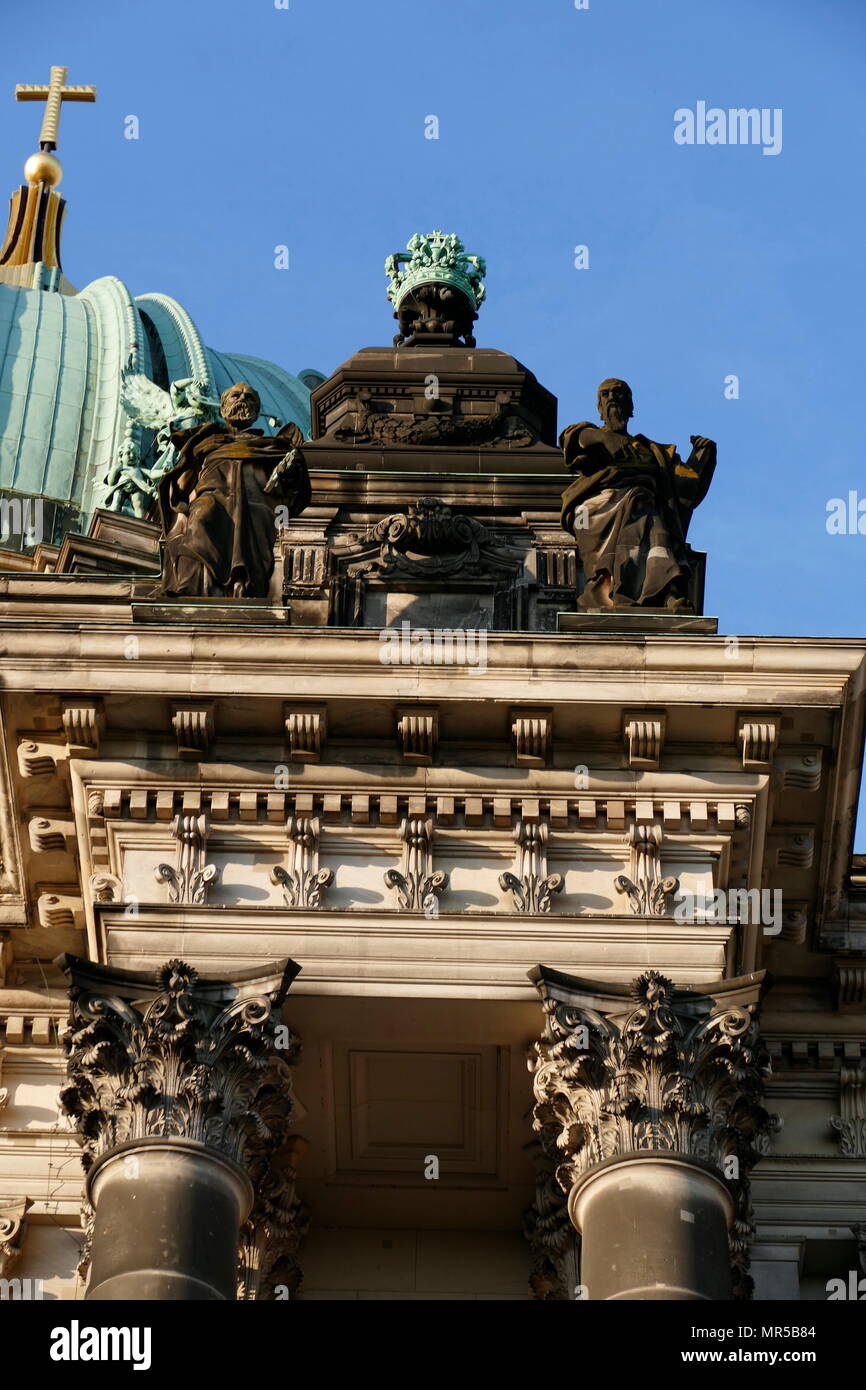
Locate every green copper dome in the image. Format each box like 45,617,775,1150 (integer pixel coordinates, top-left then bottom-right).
0,71,323,542
0,272,321,536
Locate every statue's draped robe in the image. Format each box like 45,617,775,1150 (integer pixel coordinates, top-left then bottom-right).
156,424,310,599
559,424,714,606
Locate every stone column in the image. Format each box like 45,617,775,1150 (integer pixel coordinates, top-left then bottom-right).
528,966,773,1301
56,953,303,1301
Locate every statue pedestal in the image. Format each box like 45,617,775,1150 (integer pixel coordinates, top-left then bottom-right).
557,611,718,635
131,601,290,625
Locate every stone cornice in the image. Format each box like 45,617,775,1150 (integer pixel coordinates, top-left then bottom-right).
0,612,864,683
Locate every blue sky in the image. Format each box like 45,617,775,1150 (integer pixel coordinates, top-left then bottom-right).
3,0,866,832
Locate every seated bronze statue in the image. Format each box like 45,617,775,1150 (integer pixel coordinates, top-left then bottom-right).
154,382,310,600
560,379,716,611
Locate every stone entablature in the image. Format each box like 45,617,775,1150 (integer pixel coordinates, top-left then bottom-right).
62,773,758,946
91,903,735,996
0,624,862,978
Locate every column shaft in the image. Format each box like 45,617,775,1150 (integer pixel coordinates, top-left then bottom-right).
571,1155,734,1300
85,1141,253,1301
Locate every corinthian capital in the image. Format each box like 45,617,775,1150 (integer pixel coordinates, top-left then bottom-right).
530,967,771,1187
56,953,301,1176
528,966,774,1297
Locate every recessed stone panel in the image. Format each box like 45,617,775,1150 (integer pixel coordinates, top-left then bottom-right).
329,1042,505,1183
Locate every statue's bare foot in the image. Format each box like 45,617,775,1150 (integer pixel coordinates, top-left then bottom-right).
664,593,694,614
577,572,615,610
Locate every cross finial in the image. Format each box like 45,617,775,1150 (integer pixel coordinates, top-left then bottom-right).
15,65,96,152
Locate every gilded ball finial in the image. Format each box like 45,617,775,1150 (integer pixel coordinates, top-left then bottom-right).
23,150,63,188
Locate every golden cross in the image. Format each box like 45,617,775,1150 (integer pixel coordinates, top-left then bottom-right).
15,65,96,151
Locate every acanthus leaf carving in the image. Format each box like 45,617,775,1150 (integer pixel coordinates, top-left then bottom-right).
57,956,248,1170
155,813,219,905
829,1064,866,1157
270,816,332,909
529,967,775,1299
499,817,562,914
614,822,679,916
58,954,307,1296
384,816,447,913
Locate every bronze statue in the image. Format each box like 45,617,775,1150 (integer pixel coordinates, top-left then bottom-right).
560,379,716,611
154,382,310,599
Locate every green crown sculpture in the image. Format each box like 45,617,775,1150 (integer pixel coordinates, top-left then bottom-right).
385,231,487,313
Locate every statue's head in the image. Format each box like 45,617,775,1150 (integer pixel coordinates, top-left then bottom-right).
597,378,633,431
220,381,261,430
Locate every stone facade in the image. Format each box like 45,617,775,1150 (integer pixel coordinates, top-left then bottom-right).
1,269,865,1302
